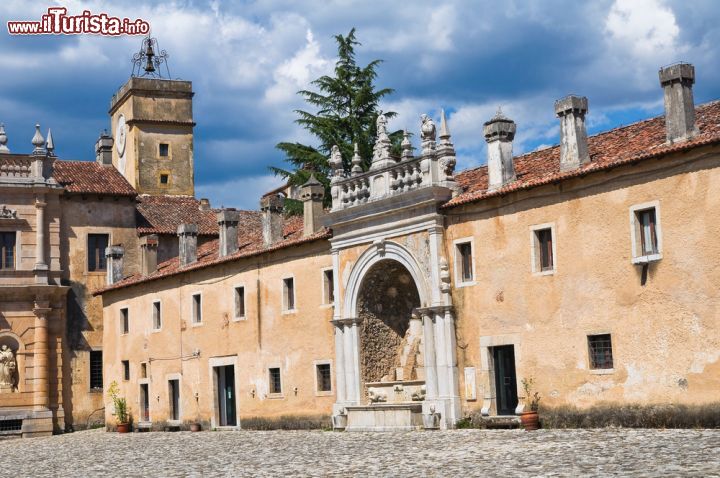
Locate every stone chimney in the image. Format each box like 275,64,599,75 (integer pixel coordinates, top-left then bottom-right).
659,63,697,143
105,245,124,285
483,109,517,190
300,174,325,237
555,95,590,171
177,223,198,266
217,209,240,257
140,234,159,275
95,131,113,165
199,198,211,211
260,194,284,247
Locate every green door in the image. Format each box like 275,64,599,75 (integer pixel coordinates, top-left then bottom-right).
493,346,518,415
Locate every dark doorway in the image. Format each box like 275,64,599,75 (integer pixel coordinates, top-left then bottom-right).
493,345,518,415
139,383,150,422
169,379,180,421
214,365,236,426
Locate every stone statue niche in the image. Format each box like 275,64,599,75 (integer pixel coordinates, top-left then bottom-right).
0,344,18,393
357,260,426,404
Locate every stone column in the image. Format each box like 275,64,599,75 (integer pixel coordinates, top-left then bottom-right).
348,318,362,403
434,311,449,399
333,323,346,404
32,300,51,410
441,308,461,424
421,311,438,400
33,196,49,284
342,321,358,404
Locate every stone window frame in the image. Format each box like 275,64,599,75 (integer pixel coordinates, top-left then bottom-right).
479,334,524,416
629,200,663,265
86,229,112,275
191,292,203,326
232,283,246,321
320,267,334,307
207,355,240,430
281,275,297,314
452,236,476,288
0,229,19,271
267,365,284,398
166,372,182,426
530,222,557,276
313,359,333,396
151,299,162,332
587,331,616,375
157,142,172,159
157,170,172,188
119,306,129,335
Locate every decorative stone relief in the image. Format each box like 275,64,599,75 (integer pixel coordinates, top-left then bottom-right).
0,205,18,219
420,114,436,154
439,257,451,293
329,145,344,178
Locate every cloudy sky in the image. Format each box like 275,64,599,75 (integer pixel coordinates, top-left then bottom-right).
1,0,719,209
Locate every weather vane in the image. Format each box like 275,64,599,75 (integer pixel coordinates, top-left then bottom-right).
131,34,171,79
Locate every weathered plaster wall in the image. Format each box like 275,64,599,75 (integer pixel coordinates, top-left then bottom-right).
446,147,720,414
101,240,334,428
61,195,139,428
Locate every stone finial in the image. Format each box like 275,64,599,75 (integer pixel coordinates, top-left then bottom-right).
484,108,517,190
420,114,436,154
177,223,198,266
217,209,240,257
45,129,55,156
555,95,590,171
260,194,285,246
437,109,456,179
401,130,413,160
0,124,10,154
140,234,159,275
439,109,452,145
659,62,697,143
95,130,113,165
351,143,363,175
329,145,344,178
300,174,325,237
105,245,125,285
31,124,46,154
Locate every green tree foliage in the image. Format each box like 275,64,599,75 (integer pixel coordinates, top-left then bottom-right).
271,28,400,212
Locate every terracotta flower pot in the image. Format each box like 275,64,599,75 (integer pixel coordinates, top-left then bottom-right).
190,423,201,432
520,411,539,431
116,423,131,434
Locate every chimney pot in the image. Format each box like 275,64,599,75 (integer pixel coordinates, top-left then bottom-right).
217,209,240,257
105,245,124,285
483,110,517,190
95,131,114,166
555,95,590,171
659,63,697,143
199,198,211,211
140,234,159,275
299,175,325,237
177,223,198,266
260,194,285,246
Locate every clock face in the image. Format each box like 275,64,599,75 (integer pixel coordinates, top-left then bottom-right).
115,114,127,173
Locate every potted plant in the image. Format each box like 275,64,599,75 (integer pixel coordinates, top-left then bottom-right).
520,377,541,431
108,381,131,433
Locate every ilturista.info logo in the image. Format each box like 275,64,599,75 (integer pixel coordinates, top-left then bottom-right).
7,7,149,36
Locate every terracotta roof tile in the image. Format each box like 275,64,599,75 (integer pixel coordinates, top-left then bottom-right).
446,101,720,208
53,160,136,196
95,213,329,295
135,195,219,235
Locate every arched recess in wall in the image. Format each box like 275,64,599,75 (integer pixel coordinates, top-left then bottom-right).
343,240,430,319
0,331,24,393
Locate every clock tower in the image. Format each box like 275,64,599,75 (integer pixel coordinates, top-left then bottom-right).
108,37,195,196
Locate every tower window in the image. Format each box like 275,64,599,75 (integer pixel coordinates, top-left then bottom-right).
88,233,109,272
159,174,169,185
159,143,169,157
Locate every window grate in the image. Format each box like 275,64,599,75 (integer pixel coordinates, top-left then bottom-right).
89,350,103,390
316,364,332,392
588,334,614,369
0,419,22,432
269,368,282,394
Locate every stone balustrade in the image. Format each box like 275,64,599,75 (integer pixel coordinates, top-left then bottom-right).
0,156,33,178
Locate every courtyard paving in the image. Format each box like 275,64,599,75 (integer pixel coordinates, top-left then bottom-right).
0,428,718,477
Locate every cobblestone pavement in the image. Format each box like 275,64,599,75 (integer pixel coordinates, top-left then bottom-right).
0,428,718,477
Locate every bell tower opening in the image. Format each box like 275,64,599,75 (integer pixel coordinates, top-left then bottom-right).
108,36,195,196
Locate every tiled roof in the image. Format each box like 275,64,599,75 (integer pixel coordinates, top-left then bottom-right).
446,101,720,208
135,195,219,235
53,160,136,197
95,213,330,295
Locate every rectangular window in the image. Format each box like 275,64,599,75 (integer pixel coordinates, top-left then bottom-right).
457,242,473,282
316,363,332,392
0,232,16,270
535,228,554,272
89,350,103,390
140,362,147,379
169,379,180,421
192,294,202,323
269,367,282,394
234,286,245,319
159,173,169,185
87,233,109,272
152,301,161,330
159,143,169,157
120,308,129,334
588,334,614,370
121,360,130,381
283,278,295,311
323,270,334,304
637,208,658,256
